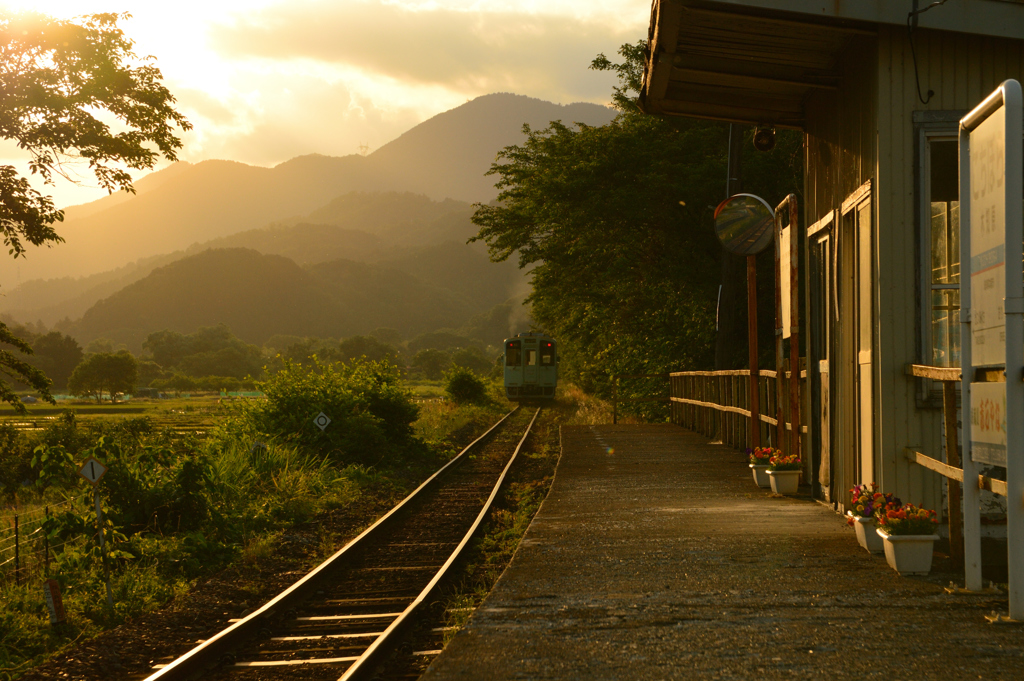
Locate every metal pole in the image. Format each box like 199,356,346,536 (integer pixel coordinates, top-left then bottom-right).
958,113,983,592
44,506,50,576
774,212,785,450
95,489,114,610
999,80,1024,619
747,255,761,448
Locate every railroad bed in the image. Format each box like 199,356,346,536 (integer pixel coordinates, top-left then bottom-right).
144,406,540,681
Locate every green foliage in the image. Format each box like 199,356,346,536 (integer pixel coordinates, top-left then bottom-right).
451,346,493,375
0,423,31,497
143,324,264,379
30,331,83,389
226,358,419,465
67,351,138,402
471,42,803,417
444,366,489,404
590,40,647,112
0,322,53,412
413,348,450,380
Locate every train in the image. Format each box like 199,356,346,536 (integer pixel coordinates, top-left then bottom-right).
503,332,558,399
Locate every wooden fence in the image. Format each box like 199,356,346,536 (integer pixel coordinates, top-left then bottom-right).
668,367,806,451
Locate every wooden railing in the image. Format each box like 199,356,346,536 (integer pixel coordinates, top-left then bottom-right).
903,363,1009,568
669,367,807,451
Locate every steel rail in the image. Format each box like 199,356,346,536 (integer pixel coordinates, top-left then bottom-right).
143,406,521,681
338,406,541,681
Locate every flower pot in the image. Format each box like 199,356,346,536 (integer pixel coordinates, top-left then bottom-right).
851,516,884,554
766,469,800,495
749,464,770,488
876,529,940,575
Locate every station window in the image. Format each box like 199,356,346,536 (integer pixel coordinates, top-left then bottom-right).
540,342,555,366
525,349,537,366
506,341,521,367
927,138,960,368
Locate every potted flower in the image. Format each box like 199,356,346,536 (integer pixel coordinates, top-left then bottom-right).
765,452,801,494
748,447,776,488
875,502,940,575
845,483,899,555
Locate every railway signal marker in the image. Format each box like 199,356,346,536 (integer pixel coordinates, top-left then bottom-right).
77,456,107,486
314,412,331,431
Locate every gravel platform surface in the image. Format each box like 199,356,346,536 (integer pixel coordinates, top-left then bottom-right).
422,424,1023,681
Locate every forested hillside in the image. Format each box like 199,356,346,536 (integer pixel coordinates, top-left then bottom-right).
62,245,521,351
1,93,613,289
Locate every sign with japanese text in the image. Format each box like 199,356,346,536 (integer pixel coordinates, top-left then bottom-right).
970,381,1007,466
969,105,1007,366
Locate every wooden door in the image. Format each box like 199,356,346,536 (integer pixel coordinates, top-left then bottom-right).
809,214,834,501
841,181,874,492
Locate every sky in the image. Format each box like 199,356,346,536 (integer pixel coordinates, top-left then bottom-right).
0,0,647,208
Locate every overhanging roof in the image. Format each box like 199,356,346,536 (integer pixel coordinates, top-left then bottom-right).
640,0,1024,128
640,0,873,128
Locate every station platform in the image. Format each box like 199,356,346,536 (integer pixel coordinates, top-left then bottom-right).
422,424,1024,680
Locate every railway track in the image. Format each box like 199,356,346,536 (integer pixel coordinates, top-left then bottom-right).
144,406,540,681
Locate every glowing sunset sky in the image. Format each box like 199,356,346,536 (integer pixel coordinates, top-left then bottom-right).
0,1,646,208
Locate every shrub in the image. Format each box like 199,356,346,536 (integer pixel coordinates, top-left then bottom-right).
444,366,488,404
225,358,419,465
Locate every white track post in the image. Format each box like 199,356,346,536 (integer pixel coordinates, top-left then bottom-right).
1001,80,1024,620
959,106,983,592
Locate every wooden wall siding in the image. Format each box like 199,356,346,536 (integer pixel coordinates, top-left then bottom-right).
802,26,1024,512
803,36,878,512
874,25,1024,512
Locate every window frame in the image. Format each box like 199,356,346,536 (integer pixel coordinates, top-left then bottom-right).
915,110,967,408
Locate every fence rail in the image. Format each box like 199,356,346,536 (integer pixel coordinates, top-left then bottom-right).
669,368,806,450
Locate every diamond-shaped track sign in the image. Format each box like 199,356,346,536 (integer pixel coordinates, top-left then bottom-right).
314,412,331,431
78,456,107,486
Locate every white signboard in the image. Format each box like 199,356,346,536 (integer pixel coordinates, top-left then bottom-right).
970,381,1007,466
970,105,1007,366
780,225,791,339
77,456,107,486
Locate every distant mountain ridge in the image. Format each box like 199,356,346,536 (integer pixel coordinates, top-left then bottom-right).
1,93,613,289
1,192,507,326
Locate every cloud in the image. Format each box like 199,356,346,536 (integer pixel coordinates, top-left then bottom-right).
210,0,640,103
169,70,429,166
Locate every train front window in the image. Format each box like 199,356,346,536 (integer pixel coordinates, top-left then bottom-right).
540,343,554,366
506,341,521,366
525,349,537,366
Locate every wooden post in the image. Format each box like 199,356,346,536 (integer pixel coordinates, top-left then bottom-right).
612,376,618,425
943,380,964,566
13,514,19,586
747,255,761,448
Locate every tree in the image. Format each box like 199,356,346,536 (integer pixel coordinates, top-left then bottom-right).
412,349,450,380
67,351,138,403
471,42,802,414
0,11,190,410
336,335,398,364
31,331,83,388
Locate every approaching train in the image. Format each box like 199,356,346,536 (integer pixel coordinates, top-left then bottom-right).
503,332,557,399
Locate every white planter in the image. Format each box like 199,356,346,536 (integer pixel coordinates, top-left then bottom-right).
749,464,770,488
766,469,800,495
876,529,940,575
851,516,884,554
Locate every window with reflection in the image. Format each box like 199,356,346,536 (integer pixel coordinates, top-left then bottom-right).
929,138,960,367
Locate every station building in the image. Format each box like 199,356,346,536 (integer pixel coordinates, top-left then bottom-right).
640,0,1024,514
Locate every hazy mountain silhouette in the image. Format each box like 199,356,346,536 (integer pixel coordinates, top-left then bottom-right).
2,192,518,326
2,94,613,289
64,248,488,350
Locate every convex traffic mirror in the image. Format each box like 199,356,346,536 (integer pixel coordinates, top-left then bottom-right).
713,193,775,256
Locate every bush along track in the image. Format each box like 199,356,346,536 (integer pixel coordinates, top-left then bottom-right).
1,360,508,681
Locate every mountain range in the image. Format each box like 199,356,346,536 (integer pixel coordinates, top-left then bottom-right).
1,94,613,351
